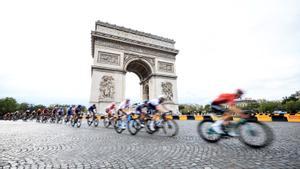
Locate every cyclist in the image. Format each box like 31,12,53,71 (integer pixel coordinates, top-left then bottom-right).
67,106,73,116
105,102,116,117
147,95,170,131
75,105,82,116
134,100,148,127
211,89,246,136
88,104,97,120
117,98,131,129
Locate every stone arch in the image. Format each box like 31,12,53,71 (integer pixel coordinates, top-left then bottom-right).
124,58,153,81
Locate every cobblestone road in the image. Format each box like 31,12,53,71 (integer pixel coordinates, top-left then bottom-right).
0,120,299,169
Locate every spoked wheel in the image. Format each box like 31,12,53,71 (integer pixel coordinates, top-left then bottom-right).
162,120,179,137
94,119,99,127
77,119,82,128
128,120,141,135
197,119,221,143
71,119,75,127
239,121,274,148
103,117,110,128
114,119,124,134
145,120,156,134
87,119,92,126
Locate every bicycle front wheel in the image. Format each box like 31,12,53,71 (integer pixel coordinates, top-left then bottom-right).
238,121,274,148
162,120,179,137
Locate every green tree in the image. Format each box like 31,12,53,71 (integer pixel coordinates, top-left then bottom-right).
34,104,46,110
283,100,300,113
0,97,18,116
18,102,30,112
258,101,281,113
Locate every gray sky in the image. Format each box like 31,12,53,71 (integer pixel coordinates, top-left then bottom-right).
0,0,299,106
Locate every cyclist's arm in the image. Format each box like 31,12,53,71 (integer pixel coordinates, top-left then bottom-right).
155,104,169,113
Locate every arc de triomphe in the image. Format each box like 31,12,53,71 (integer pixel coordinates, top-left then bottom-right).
89,21,179,113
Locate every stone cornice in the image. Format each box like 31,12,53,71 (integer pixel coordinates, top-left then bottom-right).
96,21,175,44
91,65,126,74
91,31,179,58
140,73,177,84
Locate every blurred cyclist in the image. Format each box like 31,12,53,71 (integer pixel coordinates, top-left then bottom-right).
147,95,170,131
211,89,247,136
105,102,116,117
134,100,148,127
117,98,131,129
88,104,97,119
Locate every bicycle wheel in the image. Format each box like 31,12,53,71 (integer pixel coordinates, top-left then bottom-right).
103,117,110,128
77,119,82,128
197,119,221,143
162,120,179,137
87,119,92,126
238,121,274,148
145,120,156,134
128,119,141,135
114,119,124,134
94,119,99,127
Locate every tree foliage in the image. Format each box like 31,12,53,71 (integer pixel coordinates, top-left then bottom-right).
0,97,18,116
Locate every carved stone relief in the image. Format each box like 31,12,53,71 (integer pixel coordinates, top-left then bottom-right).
97,51,120,65
99,76,115,100
124,53,155,67
95,38,175,59
158,61,174,73
161,82,173,101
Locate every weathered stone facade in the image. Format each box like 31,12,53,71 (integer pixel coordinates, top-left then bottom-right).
90,21,179,113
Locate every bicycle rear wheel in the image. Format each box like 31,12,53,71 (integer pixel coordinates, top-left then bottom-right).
197,119,221,143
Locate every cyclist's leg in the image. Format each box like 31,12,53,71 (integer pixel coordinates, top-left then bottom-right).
211,104,226,134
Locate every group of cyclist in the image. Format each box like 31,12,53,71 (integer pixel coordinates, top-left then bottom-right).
103,95,169,131
3,89,247,136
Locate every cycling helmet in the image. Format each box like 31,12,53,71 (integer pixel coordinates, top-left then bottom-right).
236,89,244,95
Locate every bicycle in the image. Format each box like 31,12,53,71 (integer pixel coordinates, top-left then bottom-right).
87,113,99,127
197,110,274,148
102,114,116,128
145,111,179,137
127,113,143,135
71,113,82,128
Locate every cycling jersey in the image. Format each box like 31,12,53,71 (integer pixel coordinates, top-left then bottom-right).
147,99,160,113
135,103,147,114
212,93,237,106
118,101,130,110
211,93,238,114
67,107,73,116
88,105,96,113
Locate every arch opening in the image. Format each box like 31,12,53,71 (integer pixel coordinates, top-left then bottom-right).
125,59,152,81
125,59,152,102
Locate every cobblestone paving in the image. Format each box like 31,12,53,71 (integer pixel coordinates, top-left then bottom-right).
0,120,299,169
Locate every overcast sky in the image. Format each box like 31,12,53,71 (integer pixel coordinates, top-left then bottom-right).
0,0,299,106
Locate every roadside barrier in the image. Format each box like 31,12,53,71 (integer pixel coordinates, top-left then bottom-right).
255,114,272,122
271,114,287,122
284,114,300,122
92,113,299,122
